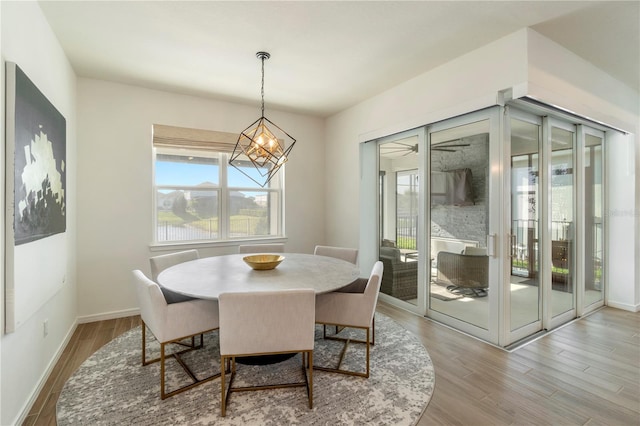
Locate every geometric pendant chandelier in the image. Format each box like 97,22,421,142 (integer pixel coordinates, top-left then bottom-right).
229,51,296,187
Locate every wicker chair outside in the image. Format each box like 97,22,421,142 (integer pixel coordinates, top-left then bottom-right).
379,247,418,300
436,251,488,297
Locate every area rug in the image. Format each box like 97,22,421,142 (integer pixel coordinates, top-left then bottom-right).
57,313,434,425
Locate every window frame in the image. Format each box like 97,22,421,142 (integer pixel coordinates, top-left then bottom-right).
150,127,285,249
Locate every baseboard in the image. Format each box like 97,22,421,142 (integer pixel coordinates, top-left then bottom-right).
15,318,78,426
77,307,140,324
606,300,640,312
18,309,140,424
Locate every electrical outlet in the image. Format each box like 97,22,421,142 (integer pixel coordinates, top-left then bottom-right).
43,319,49,337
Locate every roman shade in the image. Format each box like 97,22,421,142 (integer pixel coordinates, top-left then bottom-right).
152,124,239,154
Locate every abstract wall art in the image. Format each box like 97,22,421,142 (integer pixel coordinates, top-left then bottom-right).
10,63,66,244
4,62,67,333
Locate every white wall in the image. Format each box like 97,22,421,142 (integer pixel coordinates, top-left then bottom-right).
606,131,638,311
0,2,78,425
526,29,638,134
526,29,639,311
325,28,639,308
326,29,530,270
76,79,326,319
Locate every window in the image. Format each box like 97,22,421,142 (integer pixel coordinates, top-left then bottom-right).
153,124,283,244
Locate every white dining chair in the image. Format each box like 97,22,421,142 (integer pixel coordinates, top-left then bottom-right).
313,245,365,337
132,269,221,399
313,245,358,265
218,289,315,416
313,245,363,292
238,243,285,254
314,261,383,378
150,249,199,304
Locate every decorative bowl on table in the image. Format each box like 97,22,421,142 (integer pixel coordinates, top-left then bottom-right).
242,254,285,270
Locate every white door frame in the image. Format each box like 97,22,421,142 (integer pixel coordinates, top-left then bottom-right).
425,107,502,345
374,127,427,316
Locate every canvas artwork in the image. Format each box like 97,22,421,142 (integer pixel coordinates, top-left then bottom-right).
4,62,67,333
11,64,66,244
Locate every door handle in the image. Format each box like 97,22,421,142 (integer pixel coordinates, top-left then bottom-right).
486,234,497,257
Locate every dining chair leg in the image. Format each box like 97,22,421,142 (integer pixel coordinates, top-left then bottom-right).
221,356,238,417
141,321,147,366
371,315,376,346
160,342,167,399
221,355,226,417
365,328,370,378
308,351,314,409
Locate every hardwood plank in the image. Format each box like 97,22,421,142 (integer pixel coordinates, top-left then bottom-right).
482,384,590,425
76,321,100,341
524,365,640,414
23,308,640,426
22,415,36,426
454,351,558,397
550,386,640,425
513,348,625,394
536,338,640,379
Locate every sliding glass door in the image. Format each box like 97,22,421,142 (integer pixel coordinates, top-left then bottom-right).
377,128,426,313
509,112,542,338
581,127,605,311
426,109,501,343
505,109,606,344
362,103,608,347
546,118,577,327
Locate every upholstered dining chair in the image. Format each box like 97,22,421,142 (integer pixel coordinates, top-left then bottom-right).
314,261,383,378
313,244,365,292
150,249,199,304
313,245,366,336
218,289,316,417
238,243,285,254
131,270,221,399
313,245,358,265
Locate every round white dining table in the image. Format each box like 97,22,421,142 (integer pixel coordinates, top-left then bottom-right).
157,252,360,300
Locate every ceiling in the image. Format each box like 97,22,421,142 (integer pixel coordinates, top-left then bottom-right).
38,1,639,118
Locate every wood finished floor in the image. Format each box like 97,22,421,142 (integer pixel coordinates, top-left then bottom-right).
24,305,639,426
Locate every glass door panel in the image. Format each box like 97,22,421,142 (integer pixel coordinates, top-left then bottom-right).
510,118,541,331
429,119,490,330
583,131,604,308
549,124,576,319
378,132,422,308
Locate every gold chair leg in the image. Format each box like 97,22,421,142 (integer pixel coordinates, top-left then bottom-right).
371,315,376,346
365,328,370,378
308,351,314,409
160,342,167,399
221,356,237,417
314,324,371,378
222,352,311,416
221,355,226,417
141,325,223,399
220,356,236,417
322,318,375,346
141,321,147,366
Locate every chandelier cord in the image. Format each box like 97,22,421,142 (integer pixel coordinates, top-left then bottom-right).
261,55,265,117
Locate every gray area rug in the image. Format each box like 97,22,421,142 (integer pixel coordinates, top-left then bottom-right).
57,313,434,425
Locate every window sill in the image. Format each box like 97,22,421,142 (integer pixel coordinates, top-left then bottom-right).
149,237,288,253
